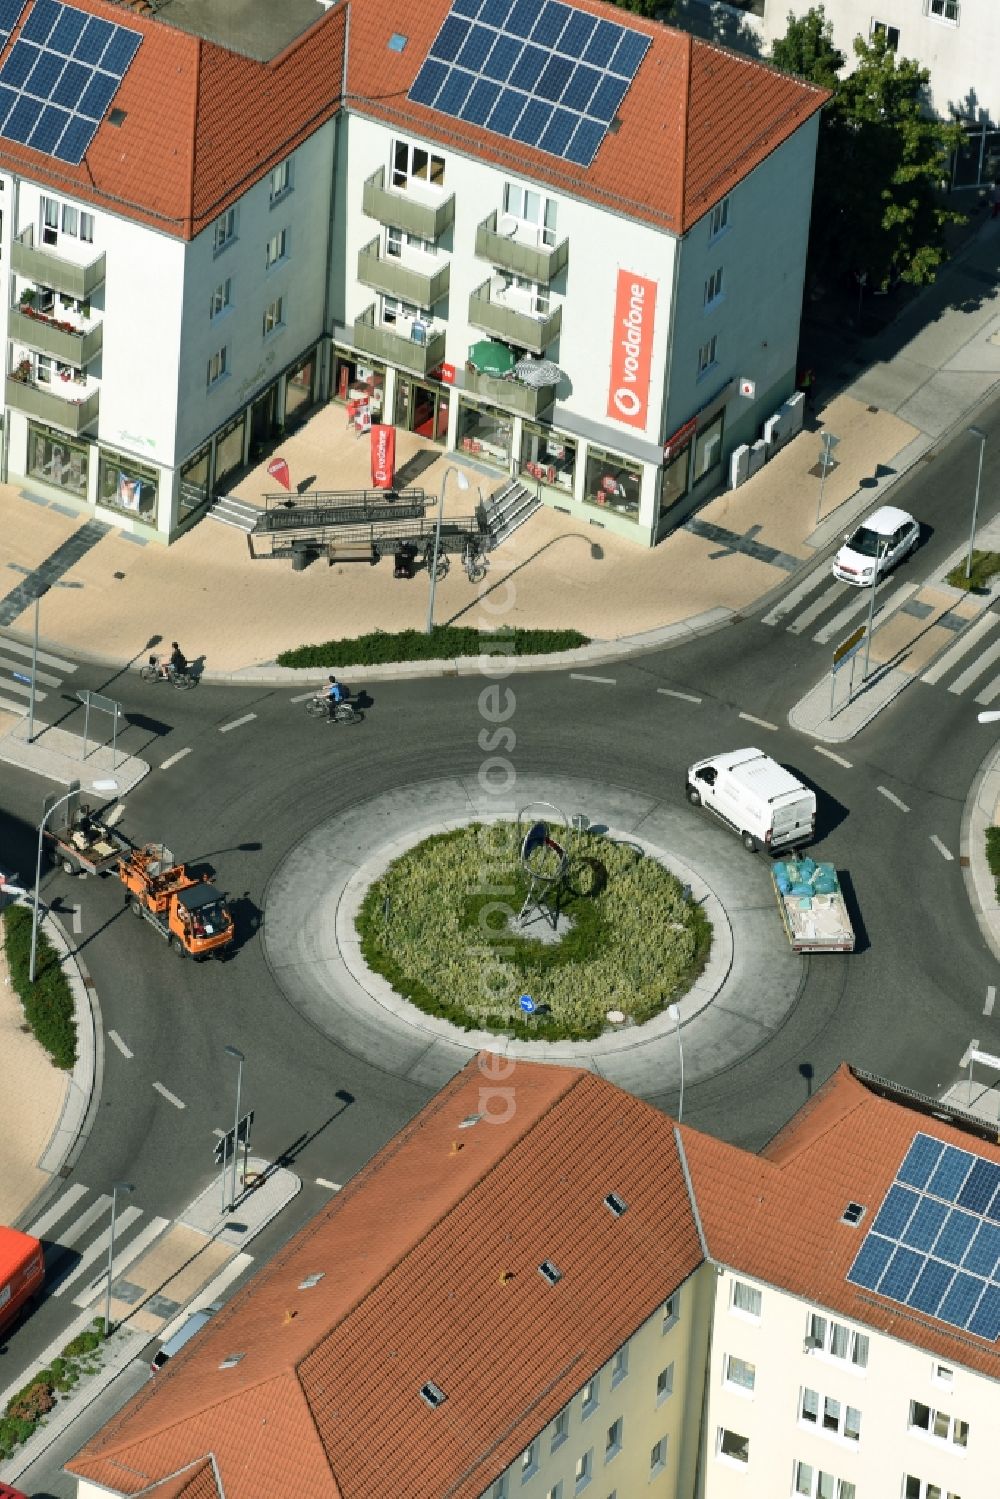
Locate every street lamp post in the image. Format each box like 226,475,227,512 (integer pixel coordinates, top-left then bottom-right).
816,431,840,527
862,543,888,682
425,466,470,635
225,1044,244,1212
667,1003,685,1123
965,426,988,582
103,1180,133,1337
26,581,50,745
30,778,118,983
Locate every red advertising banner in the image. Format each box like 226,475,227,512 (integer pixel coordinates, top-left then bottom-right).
370,423,396,490
266,456,291,491
606,270,658,431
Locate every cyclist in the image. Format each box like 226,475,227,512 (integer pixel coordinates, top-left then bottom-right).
160,642,188,680
324,675,348,718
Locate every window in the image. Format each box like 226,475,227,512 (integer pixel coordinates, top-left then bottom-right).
382,294,422,326
926,0,959,17
41,195,59,245
605,1418,622,1461
731,1280,761,1318
265,229,287,269
656,1363,674,1403
807,1313,869,1368
213,207,236,253
870,19,900,48
503,181,558,246
544,1486,562,1499
697,335,718,377
704,267,724,306
724,1355,755,1393
932,1363,953,1388
611,1347,628,1387
520,1441,538,1479
799,1388,861,1442
392,139,446,190
551,1409,569,1452
717,1428,749,1465
385,225,435,259
97,448,158,519
841,1202,866,1226
903,1479,961,1499
61,204,78,235
490,1480,507,1499
80,211,93,243
908,1401,968,1447
269,158,292,202
708,197,729,239
581,1376,599,1418
209,279,231,319
661,1293,679,1331
574,1449,592,1492
649,1437,667,1477
207,346,228,386
794,1461,856,1499
262,296,283,336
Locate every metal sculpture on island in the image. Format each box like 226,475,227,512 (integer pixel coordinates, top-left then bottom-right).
516,801,569,932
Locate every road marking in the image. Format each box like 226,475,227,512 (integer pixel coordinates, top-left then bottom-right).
1,679,47,702
0,693,28,714
0,653,62,686
948,636,1000,697
155,1254,254,1343
930,835,954,862
51,1205,142,1297
219,712,258,733
108,1029,133,1059
212,1126,225,1137
27,1181,89,1238
877,786,910,812
290,691,318,703
813,746,853,768
569,674,616,685
49,1195,112,1253
0,635,76,672
812,590,871,645
786,582,844,634
153,1080,186,1109
71,903,81,934
976,673,1000,707
73,1215,170,1307
986,986,996,1018
922,612,1000,685
657,688,703,704
160,747,192,770
738,711,778,731
761,567,832,626
105,801,125,827
316,1178,342,1191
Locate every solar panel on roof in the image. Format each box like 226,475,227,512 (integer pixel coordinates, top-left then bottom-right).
0,0,28,50
408,0,650,169
847,1131,1000,1343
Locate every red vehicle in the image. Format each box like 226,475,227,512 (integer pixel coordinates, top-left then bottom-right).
0,1226,44,1336
0,1484,29,1498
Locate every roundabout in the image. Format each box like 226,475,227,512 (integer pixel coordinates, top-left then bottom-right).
261,773,805,1099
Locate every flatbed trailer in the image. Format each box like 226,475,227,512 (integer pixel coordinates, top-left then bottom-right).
771,859,855,954
44,807,130,876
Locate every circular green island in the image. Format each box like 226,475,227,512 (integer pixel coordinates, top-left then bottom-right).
356,822,712,1042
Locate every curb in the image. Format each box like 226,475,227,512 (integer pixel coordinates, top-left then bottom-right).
961,743,1000,965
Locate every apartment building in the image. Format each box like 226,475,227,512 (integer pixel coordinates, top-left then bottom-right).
0,0,825,546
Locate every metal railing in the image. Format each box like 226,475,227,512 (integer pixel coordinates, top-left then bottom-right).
357,238,449,308
468,282,561,355
11,225,106,299
353,305,447,375
475,212,569,284
362,168,456,241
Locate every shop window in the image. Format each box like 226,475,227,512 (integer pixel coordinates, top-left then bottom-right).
214,415,246,487
584,446,641,523
457,398,512,470
26,423,88,497
661,443,691,513
179,446,211,521
503,182,558,247
392,139,445,190
98,449,158,520
693,413,724,483
332,352,384,417
519,425,575,495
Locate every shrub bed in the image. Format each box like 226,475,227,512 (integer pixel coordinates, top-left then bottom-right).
3,903,77,1070
987,826,1000,901
277,625,589,669
356,823,712,1042
0,1319,104,1460
946,551,1000,592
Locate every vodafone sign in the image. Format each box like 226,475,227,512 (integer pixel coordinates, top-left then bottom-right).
606,270,657,430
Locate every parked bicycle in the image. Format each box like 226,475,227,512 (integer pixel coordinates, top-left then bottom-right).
139,654,197,690
305,692,363,725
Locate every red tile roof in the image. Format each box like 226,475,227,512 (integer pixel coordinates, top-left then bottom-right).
684,1064,1000,1378
0,0,346,238
346,0,827,234
67,1059,703,1499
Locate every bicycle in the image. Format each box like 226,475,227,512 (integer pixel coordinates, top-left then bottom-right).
139,654,197,690
305,694,363,725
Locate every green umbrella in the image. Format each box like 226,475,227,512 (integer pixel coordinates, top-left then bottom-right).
468,340,515,376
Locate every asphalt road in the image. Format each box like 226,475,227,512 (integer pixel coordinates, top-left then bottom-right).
2,386,1000,1492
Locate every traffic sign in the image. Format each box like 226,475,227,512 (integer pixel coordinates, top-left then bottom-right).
12,671,30,685
833,623,866,667
213,1109,254,1164
519,994,536,1014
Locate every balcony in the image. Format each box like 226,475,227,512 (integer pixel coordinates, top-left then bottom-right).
353,305,446,376
468,282,562,356
357,239,450,308
6,374,99,434
475,213,569,285
11,226,106,300
464,367,556,419
9,305,103,366
362,168,455,242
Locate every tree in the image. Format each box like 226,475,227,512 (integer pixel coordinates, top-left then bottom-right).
771,5,844,91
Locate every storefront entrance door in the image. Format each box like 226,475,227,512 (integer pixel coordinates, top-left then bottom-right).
395,378,449,444
250,385,279,450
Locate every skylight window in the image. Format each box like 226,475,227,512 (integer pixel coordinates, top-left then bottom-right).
458,1114,482,1129
841,1202,866,1226
219,1353,245,1369
539,1260,563,1285
299,1273,326,1289
420,1380,447,1408
388,32,407,52
604,1192,628,1217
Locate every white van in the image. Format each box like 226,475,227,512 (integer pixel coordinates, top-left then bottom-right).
686,748,816,853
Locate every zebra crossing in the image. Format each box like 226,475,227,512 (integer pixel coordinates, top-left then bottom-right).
763,566,1000,705
0,630,77,718
26,1182,168,1311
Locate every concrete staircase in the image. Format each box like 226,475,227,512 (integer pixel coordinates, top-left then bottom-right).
482,478,541,548
206,495,261,532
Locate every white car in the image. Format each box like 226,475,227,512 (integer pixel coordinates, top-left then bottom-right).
831,505,919,586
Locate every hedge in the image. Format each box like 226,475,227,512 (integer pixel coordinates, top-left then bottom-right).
3,903,77,1070
987,826,1000,901
276,625,589,668
0,1320,105,1460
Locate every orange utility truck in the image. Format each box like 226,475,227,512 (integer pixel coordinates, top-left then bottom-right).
0,1226,44,1337
118,844,234,959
